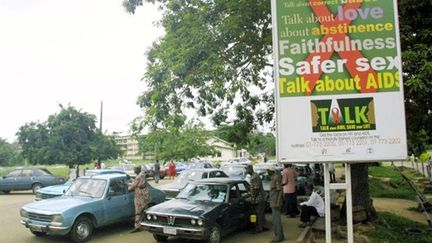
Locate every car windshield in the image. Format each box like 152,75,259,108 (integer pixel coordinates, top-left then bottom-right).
223,166,245,177
65,178,107,198
177,183,227,203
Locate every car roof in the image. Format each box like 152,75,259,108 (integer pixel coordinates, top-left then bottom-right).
79,173,128,180
186,168,222,172
192,177,247,184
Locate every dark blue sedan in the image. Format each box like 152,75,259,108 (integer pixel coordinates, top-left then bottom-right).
0,168,66,194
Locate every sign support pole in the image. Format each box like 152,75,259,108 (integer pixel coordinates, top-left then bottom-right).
324,163,354,243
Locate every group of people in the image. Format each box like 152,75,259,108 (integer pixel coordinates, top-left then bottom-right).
246,163,325,243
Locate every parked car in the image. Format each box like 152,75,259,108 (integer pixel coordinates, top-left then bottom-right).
20,173,165,242
115,163,137,178
0,168,66,194
35,169,127,201
157,169,229,199
221,164,247,180
226,157,251,165
293,164,315,195
184,161,214,170
142,178,253,243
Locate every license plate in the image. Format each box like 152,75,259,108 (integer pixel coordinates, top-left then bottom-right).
30,225,44,232
163,227,177,235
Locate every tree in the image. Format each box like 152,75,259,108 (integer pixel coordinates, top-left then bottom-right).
124,0,432,222
399,0,432,156
17,105,121,168
0,138,20,166
247,132,276,157
138,122,216,161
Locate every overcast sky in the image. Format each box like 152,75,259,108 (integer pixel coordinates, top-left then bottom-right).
0,0,163,143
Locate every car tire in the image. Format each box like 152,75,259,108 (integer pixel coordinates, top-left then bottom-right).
160,175,165,179
32,183,42,194
2,190,10,194
153,234,168,242
70,216,93,243
30,230,47,237
206,225,221,243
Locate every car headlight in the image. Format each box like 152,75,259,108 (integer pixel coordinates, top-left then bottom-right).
20,209,29,218
152,215,157,221
146,214,152,220
52,214,63,222
197,219,204,226
190,219,196,225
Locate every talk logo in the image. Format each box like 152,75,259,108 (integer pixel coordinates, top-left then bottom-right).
311,97,376,132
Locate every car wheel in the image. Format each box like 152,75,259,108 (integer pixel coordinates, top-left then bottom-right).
160,175,165,179
30,230,47,237
70,216,93,243
2,190,10,194
153,234,168,242
32,183,42,194
206,225,221,243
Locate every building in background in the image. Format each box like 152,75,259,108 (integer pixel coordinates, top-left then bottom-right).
112,133,143,161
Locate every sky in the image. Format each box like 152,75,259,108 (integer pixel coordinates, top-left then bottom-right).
0,0,163,143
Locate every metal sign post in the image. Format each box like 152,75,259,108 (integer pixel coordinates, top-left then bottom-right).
324,163,353,243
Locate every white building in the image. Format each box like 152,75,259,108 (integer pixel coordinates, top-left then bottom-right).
201,137,237,162
112,133,143,161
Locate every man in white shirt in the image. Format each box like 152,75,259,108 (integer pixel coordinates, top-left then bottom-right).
299,186,325,227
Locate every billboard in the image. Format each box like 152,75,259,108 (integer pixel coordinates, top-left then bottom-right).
271,0,407,162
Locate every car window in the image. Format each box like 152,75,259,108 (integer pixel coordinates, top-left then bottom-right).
22,169,33,177
177,184,227,203
201,172,208,179
108,180,126,196
209,171,228,178
65,178,107,198
229,184,239,202
33,169,50,177
6,170,22,177
238,182,250,198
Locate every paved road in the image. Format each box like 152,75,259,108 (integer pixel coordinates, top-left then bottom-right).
0,181,305,243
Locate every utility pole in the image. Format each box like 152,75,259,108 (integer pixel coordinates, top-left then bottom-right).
99,101,103,131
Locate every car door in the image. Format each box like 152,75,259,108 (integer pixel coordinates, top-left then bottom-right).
0,169,22,191
223,182,251,233
103,178,132,225
17,169,34,190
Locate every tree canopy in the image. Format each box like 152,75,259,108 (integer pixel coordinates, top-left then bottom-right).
17,105,121,167
138,121,216,161
124,0,432,155
0,138,20,166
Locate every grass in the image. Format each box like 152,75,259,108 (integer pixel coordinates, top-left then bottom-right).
0,159,157,178
368,166,419,200
366,212,432,243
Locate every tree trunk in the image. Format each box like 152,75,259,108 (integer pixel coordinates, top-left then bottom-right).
341,163,377,222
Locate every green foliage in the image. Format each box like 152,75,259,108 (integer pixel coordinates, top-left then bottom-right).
366,212,432,243
138,121,216,161
368,166,417,200
0,138,21,166
418,152,431,163
246,132,275,157
127,0,273,138
399,0,432,156
16,105,122,167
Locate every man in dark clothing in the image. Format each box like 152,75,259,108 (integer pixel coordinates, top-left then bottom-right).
246,164,267,233
154,160,160,183
268,166,284,242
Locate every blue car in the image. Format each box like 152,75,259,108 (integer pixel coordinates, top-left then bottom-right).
0,168,66,194
35,169,126,201
20,174,166,242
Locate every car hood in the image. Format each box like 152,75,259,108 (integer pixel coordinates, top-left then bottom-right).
38,184,71,195
146,198,220,218
23,196,97,213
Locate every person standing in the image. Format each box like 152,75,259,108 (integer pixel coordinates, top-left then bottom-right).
154,160,160,183
268,166,284,242
282,164,299,217
128,166,151,233
299,186,325,227
168,161,176,180
329,163,336,183
246,164,267,233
